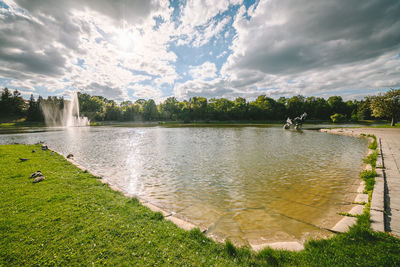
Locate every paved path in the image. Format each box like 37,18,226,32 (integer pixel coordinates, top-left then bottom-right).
324,128,400,236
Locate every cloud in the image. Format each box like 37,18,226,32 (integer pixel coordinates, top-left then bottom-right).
82,82,128,101
189,62,217,80
174,78,232,99
1,0,399,102
219,0,400,97
131,84,163,100
0,0,177,100
225,0,400,75
178,16,231,47
179,0,230,29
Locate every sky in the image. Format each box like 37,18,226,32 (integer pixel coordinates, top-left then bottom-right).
0,0,399,102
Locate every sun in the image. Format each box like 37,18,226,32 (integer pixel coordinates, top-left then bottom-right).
116,29,134,52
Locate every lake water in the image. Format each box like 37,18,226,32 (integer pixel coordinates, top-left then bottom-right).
0,126,367,246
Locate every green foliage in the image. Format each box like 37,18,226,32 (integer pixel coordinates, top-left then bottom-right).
224,240,237,257
360,170,377,191
3,87,400,124
26,94,44,122
370,88,400,126
1,87,389,123
0,88,26,120
330,113,346,123
368,135,378,150
364,151,378,168
328,96,347,115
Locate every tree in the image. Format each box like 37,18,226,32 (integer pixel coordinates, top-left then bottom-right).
249,95,278,120
305,97,330,120
286,95,305,118
0,88,26,119
190,97,208,120
356,99,372,121
232,97,248,120
143,99,158,121
0,88,13,117
161,97,179,120
328,96,347,115
208,98,233,120
370,89,400,126
330,113,346,123
26,94,44,122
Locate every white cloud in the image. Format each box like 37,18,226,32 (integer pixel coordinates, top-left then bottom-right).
1,0,400,102
221,0,400,97
191,17,231,47
0,0,178,101
180,0,230,29
131,84,163,101
189,62,217,80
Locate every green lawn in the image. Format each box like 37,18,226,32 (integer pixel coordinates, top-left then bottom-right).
1,144,399,266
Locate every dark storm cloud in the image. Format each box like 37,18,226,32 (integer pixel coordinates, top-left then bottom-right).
228,0,400,75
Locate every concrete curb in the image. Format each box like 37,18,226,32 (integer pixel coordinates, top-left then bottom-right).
320,129,386,233
370,138,385,232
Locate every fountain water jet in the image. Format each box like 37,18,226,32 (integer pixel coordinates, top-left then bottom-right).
41,92,90,127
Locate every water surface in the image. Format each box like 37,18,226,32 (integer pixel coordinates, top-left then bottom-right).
0,126,367,245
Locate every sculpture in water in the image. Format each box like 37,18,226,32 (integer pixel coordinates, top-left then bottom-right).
283,112,307,130
41,92,89,127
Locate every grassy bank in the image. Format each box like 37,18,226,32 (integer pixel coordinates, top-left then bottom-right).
1,144,400,266
0,121,46,128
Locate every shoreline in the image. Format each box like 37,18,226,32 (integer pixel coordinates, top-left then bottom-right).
321,129,375,233
320,127,400,236
47,128,373,252
60,153,308,251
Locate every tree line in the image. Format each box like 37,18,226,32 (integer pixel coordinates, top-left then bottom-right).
1,87,399,125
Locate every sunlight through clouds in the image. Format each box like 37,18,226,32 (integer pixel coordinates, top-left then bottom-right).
0,0,399,101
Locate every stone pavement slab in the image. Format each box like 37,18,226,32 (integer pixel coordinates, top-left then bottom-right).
322,128,400,236
346,128,400,236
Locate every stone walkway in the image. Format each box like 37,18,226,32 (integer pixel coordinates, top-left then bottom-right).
324,128,400,237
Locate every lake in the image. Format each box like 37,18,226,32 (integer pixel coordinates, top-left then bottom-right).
0,126,367,246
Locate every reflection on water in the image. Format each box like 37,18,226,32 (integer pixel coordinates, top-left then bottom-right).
0,126,367,245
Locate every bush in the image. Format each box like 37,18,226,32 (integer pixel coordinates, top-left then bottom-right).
330,113,346,123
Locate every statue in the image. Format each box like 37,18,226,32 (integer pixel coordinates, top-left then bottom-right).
283,118,292,129
283,112,307,130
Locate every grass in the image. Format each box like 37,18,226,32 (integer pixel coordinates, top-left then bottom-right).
360,170,377,192
368,124,400,128
0,121,46,128
368,135,378,150
1,144,400,266
364,151,378,168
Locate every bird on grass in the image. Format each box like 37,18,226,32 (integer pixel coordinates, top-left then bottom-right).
19,158,28,162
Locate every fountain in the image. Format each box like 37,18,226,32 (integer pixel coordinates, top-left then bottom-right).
41,92,90,127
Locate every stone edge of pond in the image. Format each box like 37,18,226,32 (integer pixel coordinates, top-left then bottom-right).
46,145,309,252
319,128,385,233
